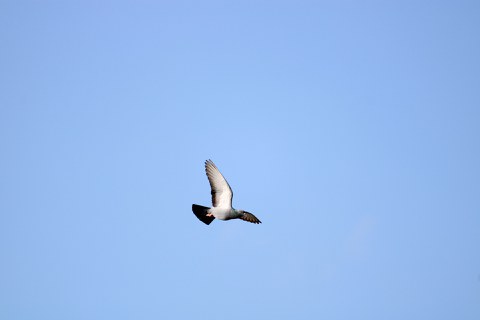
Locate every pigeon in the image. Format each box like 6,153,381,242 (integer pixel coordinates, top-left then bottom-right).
192,159,261,225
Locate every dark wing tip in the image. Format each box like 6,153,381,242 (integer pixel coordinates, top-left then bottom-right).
240,211,262,224
205,159,216,169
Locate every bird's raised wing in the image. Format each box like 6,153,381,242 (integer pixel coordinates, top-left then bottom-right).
205,159,233,208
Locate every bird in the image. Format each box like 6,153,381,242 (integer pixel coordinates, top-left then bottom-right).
192,159,261,225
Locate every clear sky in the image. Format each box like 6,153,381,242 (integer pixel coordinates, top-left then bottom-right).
1,1,479,319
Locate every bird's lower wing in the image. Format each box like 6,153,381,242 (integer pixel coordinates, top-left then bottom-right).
240,211,261,224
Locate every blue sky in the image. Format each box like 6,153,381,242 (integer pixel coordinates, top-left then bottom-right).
1,1,479,319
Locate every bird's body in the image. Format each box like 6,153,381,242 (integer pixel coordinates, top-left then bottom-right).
192,160,261,225
208,207,241,220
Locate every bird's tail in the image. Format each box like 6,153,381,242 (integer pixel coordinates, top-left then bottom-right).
192,204,215,225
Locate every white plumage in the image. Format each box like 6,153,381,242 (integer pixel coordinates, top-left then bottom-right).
205,159,233,208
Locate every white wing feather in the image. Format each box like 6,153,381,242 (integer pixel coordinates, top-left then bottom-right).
205,160,233,208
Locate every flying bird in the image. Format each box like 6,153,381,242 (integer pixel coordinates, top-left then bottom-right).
192,159,261,225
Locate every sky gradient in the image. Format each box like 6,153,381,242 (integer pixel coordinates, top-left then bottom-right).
1,1,479,319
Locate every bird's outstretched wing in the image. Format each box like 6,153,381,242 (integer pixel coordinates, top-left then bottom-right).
205,159,233,208
240,211,262,224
